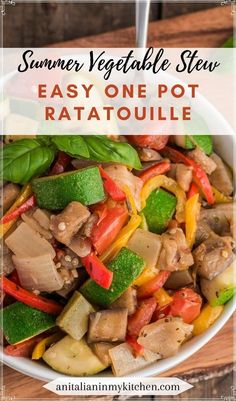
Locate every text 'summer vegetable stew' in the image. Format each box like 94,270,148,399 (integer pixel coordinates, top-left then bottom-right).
0,134,235,377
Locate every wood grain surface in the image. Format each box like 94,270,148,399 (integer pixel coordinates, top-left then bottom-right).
51,5,233,48
3,2,218,47
3,5,235,400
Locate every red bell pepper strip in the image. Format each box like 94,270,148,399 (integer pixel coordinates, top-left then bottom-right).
137,271,171,300
139,161,171,183
187,182,199,199
50,151,71,175
4,333,48,357
1,195,36,225
126,335,144,357
91,202,109,225
127,297,157,337
99,166,126,201
91,206,128,255
163,146,214,205
1,277,63,315
170,288,202,324
81,252,113,289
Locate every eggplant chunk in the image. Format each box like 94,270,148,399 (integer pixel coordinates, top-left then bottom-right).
1,183,20,215
193,232,234,280
91,342,118,366
0,242,15,276
158,228,194,272
50,201,90,246
164,270,193,290
87,308,128,343
109,343,160,376
109,287,137,316
196,204,234,245
138,317,193,358
187,148,216,175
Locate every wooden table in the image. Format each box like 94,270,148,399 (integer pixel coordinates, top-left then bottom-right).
3,5,234,400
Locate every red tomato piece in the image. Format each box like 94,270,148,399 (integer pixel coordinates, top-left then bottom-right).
152,304,172,322
127,135,169,151
170,288,202,323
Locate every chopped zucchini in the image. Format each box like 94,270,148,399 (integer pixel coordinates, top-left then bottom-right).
80,248,145,306
43,335,106,376
0,302,55,344
32,166,105,210
200,264,236,306
142,188,176,234
56,291,95,341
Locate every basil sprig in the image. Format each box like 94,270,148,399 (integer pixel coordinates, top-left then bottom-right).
1,139,55,184
1,135,141,184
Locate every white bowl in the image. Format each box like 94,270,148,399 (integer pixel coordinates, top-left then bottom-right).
1,134,235,382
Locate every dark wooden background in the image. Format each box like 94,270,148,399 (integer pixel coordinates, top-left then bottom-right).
3,1,219,47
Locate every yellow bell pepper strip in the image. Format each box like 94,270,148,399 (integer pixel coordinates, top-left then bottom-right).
185,193,201,248
100,214,141,263
0,184,32,238
32,332,63,360
212,186,232,204
154,288,173,307
139,212,148,231
134,267,158,287
122,185,137,215
141,175,186,223
192,304,224,336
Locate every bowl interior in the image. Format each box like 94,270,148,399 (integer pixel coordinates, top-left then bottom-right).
1,134,235,381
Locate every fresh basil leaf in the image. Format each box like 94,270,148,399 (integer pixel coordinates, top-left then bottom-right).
36,135,53,146
82,135,142,170
1,139,55,184
51,135,89,158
